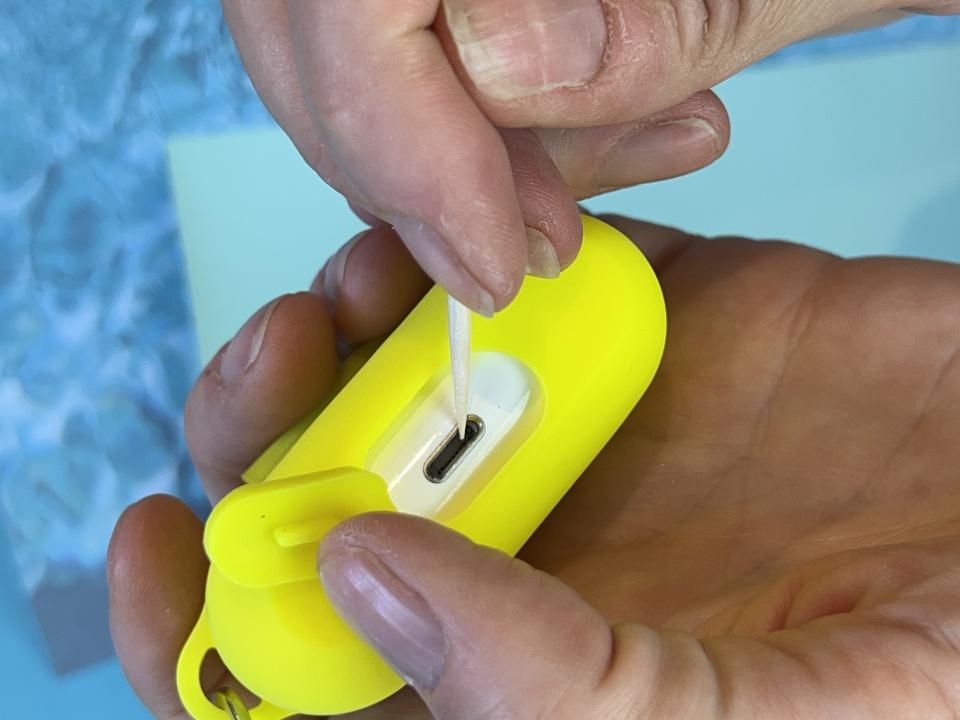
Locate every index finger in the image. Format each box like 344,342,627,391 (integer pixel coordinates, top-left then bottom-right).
288,1,528,315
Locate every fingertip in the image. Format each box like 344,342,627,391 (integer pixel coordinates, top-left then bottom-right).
244,291,338,393
313,226,433,346
185,292,340,502
108,495,206,719
665,90,731,166
108,494,197,565
108,494,205,619
390,216,519,316
535,91,730,199
500,128,583,276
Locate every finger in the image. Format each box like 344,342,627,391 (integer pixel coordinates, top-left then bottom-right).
227,0,564,307
496,128,582,276
187,238,432,503
497,91,727,272
436,0,900,128
310,225,433,349
329,94,726,286
316,514,737,719
184,292,338,502
288,1,528,316
318,514,955,719
318,513,624,718
336,94,726,281
537,91,729,199
226,0,726,295
108,495,207,720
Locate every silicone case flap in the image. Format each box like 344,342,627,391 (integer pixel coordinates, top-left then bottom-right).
205,468,395,588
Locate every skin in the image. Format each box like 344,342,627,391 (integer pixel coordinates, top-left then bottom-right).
220,0,959,313
108,215,960,718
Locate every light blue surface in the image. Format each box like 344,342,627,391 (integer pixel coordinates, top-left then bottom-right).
169,130,368,362
0,2,263,715
0,525,149,719
0,0,267,680
1,3,959,718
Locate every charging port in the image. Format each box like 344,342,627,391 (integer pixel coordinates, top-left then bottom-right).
424,415,484,483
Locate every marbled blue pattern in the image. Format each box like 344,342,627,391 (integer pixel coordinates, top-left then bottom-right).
0,0,958,671
0,3,269,650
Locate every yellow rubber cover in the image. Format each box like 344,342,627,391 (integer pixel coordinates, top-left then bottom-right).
177,216,667,719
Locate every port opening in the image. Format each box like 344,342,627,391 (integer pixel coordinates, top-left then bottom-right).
424,415,484,483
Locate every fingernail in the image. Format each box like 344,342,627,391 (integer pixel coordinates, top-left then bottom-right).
595,119,723,190
319,546,446,690
219,297,281,382
444,0,607,100
317,233,364,307
391,216,496,317
525,228,561,278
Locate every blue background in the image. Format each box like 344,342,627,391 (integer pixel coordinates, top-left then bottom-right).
1,2,959,717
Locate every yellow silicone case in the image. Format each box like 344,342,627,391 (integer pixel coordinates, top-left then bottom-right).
176,216,667,719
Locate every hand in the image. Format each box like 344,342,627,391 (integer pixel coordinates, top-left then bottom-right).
221,1,957,314
108,217,960,718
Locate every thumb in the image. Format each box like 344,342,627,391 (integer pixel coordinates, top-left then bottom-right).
438,0,947,128
318,515,947,719
317,514,718,719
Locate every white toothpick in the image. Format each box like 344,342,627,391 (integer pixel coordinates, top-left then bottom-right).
448,295,471,439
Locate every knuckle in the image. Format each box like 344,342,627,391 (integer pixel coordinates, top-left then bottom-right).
662,0,757,70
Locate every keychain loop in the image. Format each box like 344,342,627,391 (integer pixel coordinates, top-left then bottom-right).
213,688,252,720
